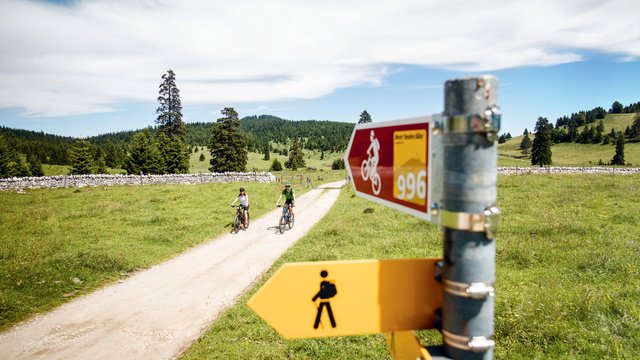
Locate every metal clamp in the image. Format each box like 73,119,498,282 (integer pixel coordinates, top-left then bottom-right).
443,107,501,135
439,206,500,239
443,279,495,299
442,330,495,353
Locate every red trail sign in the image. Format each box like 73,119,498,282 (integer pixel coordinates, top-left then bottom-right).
345,116,439,221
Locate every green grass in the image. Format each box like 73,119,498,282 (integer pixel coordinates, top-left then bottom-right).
181,175,640,359
499,113,640,166
0,182,313,331
41,164,126,176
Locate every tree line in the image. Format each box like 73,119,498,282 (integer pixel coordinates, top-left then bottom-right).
514,100,640,167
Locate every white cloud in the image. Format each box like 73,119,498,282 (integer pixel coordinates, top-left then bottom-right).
0,0,638,117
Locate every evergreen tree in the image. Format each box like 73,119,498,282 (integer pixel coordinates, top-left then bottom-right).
593,120,605,143
68,139,96,175
156,69,186,139
628,114,640,140
199,152,205,161
209,107,248,172
611,132,625,165
157,131,189,174
263,146,270,161
531,117,553,166
155,69,189,173
285,138,306,170
27,154,45,177
358,110,372,124
331,158,345,170
0,135,30,178
523,128,529,136
320,151,325,160
519,133,532,157
270,158,283,171
610,101,624,114
95,155,108,174
125,129,163,175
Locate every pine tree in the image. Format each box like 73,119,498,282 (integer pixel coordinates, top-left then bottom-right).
27,154,45,177
155,69,189,173
209,107,248,172
199,152,205,161
0,135,30,178
95,155,108,174
285,138,306,170
68,139,95,175
629,114,640,140
358,110,372,124
531,117,553,166
156,69,186,139
263,146,270,161
610,101,624,114
611,132,625,165
519,133,532,157
125,129,163,175
331,158,345,170
270,158,283,171
156,131,189,174
320,151,325,160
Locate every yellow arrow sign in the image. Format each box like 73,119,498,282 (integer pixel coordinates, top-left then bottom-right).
248,258,442,339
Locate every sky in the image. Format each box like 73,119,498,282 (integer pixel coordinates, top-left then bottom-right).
0,0,639,138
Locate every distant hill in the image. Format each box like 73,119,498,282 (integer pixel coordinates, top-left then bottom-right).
185,115,354,152
499,113,640,166
1,115,355,166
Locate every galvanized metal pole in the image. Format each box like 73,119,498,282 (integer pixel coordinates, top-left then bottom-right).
440,76,500,359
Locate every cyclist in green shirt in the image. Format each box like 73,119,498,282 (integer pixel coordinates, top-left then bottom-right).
276,182,296,218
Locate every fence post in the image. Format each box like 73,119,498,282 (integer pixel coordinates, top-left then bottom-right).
440,76,499,359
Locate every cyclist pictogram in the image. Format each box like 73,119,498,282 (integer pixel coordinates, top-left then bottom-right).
361,130,382,195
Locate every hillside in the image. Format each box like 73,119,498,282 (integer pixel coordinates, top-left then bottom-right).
499,113,640,166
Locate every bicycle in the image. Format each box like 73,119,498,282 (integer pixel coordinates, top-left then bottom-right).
277,205,295,234
231,205,250,233
361,156,382,195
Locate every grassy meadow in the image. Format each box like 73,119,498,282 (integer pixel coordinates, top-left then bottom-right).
181,175,640,359
0,181,317,331
499,113,640,166
190,146,343,173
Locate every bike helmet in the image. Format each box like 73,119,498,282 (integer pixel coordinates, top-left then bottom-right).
239,187,245,192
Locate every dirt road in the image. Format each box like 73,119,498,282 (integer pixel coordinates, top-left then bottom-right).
0,181,346,359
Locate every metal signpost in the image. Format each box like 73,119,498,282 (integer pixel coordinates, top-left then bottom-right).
248,76,500,360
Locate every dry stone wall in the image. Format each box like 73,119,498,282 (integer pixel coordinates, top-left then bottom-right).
498,167,640,175
0,172,275,192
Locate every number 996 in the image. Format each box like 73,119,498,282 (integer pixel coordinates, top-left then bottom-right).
396,170,426,200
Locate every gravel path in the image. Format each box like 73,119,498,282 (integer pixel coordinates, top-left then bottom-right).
0,181,346,360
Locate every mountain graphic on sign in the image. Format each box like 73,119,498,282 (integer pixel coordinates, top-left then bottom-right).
400,158,425,168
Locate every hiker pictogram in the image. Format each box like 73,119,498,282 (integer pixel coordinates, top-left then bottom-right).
312,270,337,329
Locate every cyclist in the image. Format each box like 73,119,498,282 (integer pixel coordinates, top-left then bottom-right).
275,182,295,218
230,187,249,226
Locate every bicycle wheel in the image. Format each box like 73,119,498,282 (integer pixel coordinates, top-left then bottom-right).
279,215,286,234
245,212,250,229
288,212,295,229
233,215,241,233
361,159,370,181
372,173,382,195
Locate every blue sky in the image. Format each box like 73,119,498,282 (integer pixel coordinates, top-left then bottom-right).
1,0,639,138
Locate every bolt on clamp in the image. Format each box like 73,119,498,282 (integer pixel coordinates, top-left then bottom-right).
438,206,500,239
442,330,495,353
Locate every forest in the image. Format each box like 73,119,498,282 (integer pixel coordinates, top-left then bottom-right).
0,115,355,175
